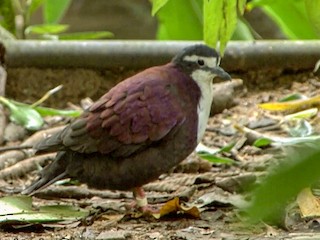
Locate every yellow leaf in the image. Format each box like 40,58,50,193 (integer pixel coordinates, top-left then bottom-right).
259,96,320,112
297,188,320,218
153,197,200,219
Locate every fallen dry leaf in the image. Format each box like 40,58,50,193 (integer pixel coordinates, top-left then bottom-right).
153,197,200,219
297,188,320,218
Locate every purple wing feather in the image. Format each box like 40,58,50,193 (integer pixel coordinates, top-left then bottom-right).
82,64,186,154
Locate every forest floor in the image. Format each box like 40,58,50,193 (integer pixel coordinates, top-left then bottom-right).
1,71,320,240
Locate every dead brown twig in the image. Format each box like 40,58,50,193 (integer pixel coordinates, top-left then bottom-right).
0,153,55,180
0,125,65,170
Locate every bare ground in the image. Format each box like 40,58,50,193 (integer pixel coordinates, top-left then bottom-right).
1,71,320,239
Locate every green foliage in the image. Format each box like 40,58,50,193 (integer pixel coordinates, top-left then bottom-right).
305,0,320,37
246,141,320,223
44,0,71,24
0,0,113,40
153,0,248,53
0,96,44,131
156,0,203,40
249,0,319,39
0,195,88,225
0,0,15,34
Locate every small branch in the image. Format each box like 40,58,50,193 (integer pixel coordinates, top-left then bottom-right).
0,145,33,152
0,153,55,180
33,186,132,200
0,125,65,170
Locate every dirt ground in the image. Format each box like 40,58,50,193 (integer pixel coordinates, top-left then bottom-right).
1,70,320,239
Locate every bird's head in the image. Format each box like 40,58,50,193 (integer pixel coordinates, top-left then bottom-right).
172,44,231,83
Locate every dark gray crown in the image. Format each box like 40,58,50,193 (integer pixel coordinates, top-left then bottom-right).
172,44,219,64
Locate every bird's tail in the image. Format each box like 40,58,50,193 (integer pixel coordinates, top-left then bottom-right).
21,151,68,195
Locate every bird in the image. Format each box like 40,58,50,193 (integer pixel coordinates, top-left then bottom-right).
22,44,231,213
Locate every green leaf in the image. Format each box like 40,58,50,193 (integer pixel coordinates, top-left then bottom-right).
34,106,82,117
151,0,170,16
25,24,69,35
204,0,223,49
219,0,238,54
305,0,320,37
28,0,45,15
232,19,255,40
220,141,236,153
237,0,247,15
198,153,235,165
249,0,318,39
0,97,44,131
204,0,240,54
58,31,114,40
253,137,273,147
278,93,306,102
0,196,88,225
0,0,16,35
156,0,203,40
44,0,72,24
246,141,320,223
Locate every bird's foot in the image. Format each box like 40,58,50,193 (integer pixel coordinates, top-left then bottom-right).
130,187,160,215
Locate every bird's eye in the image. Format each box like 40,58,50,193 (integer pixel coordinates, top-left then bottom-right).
197,59,205,66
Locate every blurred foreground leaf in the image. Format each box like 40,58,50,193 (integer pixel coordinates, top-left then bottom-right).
246,141,320,222
0,195,88,226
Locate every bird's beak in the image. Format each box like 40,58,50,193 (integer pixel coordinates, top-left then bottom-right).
211,66,231,81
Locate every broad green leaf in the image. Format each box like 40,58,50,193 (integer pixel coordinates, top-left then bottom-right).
204,0,241,54
0,196,88,225
232,19,255,40
0,196,32,216
58,31,114,40
28,0,45,15
151,0,170,16
249,0,318,39
156,0,202,40
253,137,273,147
34,106,82,117
44,0,72,24
0,97,44,131
246,141,320,222
219,0,238,54
0,0,15,35
25,24,69,35
305,0,320,37
198,153,235,165
237,0,247,15
204,0,223,49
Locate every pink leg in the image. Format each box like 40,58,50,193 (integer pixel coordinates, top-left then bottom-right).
132,187,159,214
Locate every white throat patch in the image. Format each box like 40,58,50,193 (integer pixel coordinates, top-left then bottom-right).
191,69,216,143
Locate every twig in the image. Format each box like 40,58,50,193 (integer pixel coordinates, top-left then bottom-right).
0,145,33,152
33,186,132,200
0,125,65,170
0,153,55,180
0,66,7,145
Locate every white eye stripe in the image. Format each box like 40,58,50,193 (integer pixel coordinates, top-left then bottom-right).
183,55,220,68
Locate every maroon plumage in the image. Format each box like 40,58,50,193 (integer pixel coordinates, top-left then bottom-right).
22,45,230,211
23,63,200,193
